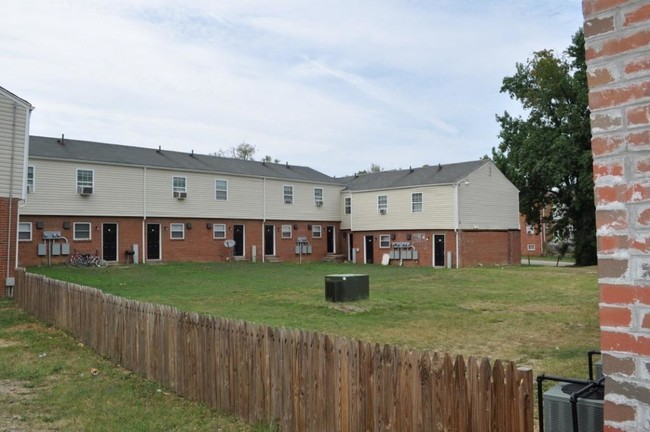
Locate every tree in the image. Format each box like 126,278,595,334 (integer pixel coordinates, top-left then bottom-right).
211,142,257,160
492,30,596,266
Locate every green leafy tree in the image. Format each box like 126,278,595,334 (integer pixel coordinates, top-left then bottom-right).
492,30,596,266
212,142,257,160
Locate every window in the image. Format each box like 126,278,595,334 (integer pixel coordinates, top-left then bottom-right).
527,244,536,251
27,166,34,193
378,195,387,214
284,185,293,204
312,225,322,238
173,176,187,193
314,188,323,206
345,197,351,214
170,223,185,239
18,222,32,241
215,179,228,201
74,222,91,240
412,193,423,213
379,234,391,248
281,224,292,239
76,169,94,194
213,224,226,239
526,224,535,235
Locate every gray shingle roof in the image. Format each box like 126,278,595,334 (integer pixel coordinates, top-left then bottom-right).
29,136,338,184
342,160,488,191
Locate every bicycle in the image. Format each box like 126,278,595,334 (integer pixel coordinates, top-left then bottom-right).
66,252,108,268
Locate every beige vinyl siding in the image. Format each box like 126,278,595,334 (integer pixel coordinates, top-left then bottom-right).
145,169,265,218
20,160,144,216
340,192,352,230
0,95,29,197
349,185,455,231
459,162,519,230
264,180,341,221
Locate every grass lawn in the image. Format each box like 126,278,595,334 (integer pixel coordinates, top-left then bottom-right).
28,262,600,380
0,299,271,431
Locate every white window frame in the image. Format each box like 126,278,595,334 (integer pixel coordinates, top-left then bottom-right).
170,223,185,240
345,197,351,214
412,192,423,213
284,185,293,205
27,166,35,193
379,234,391,248
312,225,322,239
314,188,323,206
378,195,388,213
172,176,187,194
18,222,32,241
281,224,292,239
215,179,228,201
526,224,535,235
213,223,226,239
73,222,92,241
527,244,536,251
76,169,94,193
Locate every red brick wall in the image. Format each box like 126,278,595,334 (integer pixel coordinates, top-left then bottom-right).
0,197,19,297
519,214,546,257
583,1,650,429
347,230,442,266
17,216,340,266
344,229,519,268
461,230,521,267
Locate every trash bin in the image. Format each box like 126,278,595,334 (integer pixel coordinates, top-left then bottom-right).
325,274,369,302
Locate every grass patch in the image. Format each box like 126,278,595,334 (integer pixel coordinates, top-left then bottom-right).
29,262,599,379
0,299,271,431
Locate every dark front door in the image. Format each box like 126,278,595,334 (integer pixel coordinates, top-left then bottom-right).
147,224,160,260
327,226,335,254
102,223,118,261
264,225,275,256
365,235,374,264
233,224,245,257
434,234,445,267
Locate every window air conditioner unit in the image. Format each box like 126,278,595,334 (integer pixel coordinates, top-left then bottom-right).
174,191,187,199
379,208,387,215
316,200,323,207
543,382,604,432
77,186,93,195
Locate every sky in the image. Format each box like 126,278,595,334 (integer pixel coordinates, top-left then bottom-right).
1,0,584,177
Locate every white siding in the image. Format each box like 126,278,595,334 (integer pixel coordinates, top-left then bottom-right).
349,185,455,231
21,160,144,216
21,158,344,221
145,169,265,218
0,93,30,198
459,161,519,230
263,179,341,221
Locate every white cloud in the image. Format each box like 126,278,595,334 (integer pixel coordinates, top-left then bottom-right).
0,0,584,176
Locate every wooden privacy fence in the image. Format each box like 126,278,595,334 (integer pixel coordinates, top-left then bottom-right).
14,269,533,431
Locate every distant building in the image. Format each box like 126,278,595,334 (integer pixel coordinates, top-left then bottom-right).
0,86,33,297
18,136,520,269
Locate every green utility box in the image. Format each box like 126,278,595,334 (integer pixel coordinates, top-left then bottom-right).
325,274,369,302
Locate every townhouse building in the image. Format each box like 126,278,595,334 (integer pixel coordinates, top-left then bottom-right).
0,86,32,297
17,135,521,269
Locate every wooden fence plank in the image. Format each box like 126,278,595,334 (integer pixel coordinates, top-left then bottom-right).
14,270,534,432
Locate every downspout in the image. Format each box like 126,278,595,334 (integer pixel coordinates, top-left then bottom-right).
454,182,460,269
142,166,147,263
6,103,18,283
262,177,266,263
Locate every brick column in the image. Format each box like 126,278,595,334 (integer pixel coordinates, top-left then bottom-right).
583,1,650,430
0,197,18,298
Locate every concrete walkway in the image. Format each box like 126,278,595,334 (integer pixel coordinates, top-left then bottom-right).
521,258,574,267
